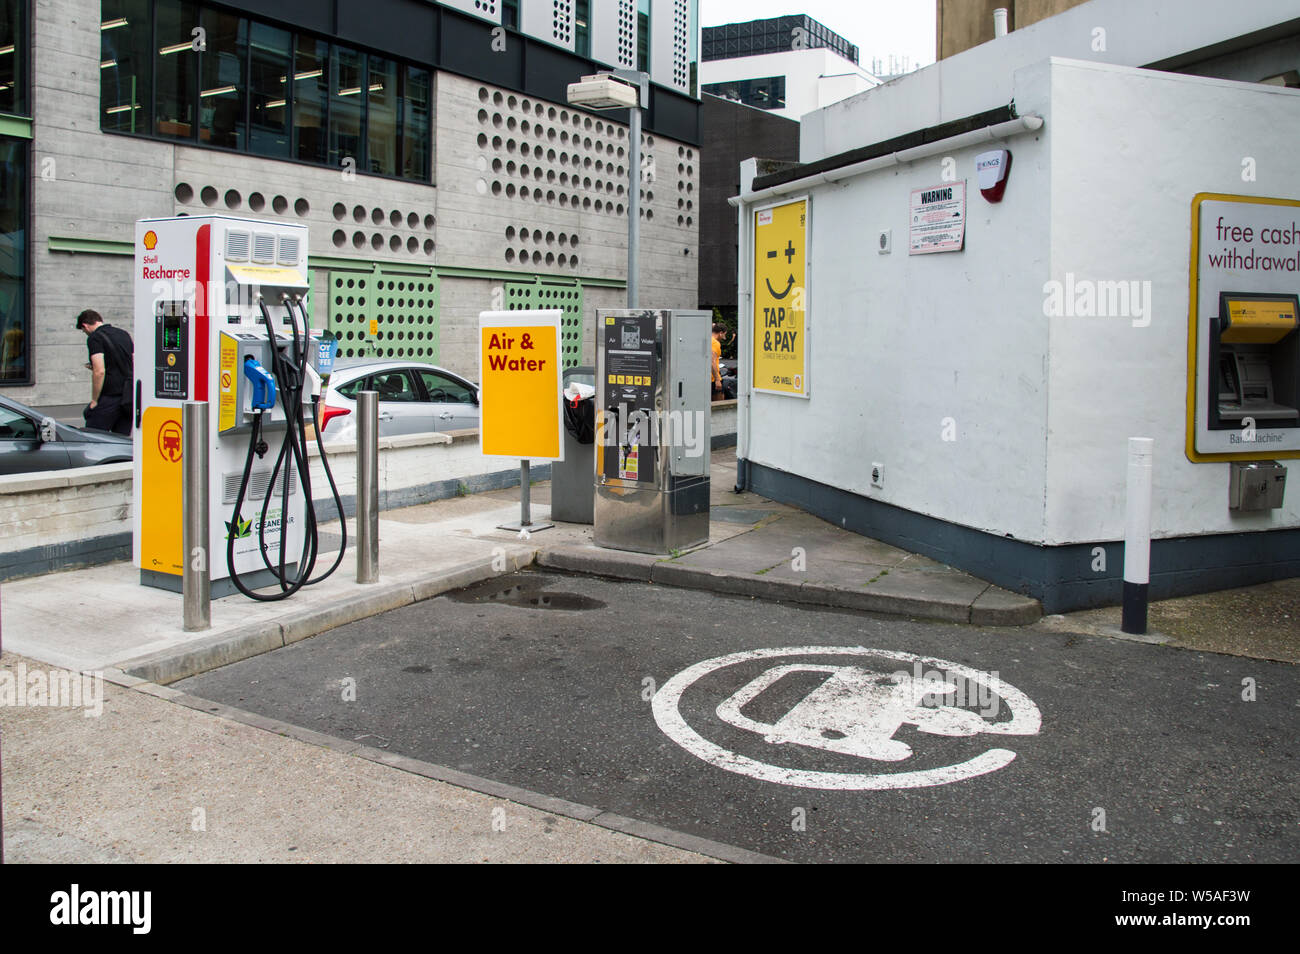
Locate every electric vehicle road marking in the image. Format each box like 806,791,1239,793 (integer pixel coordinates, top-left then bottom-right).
652,646,1041,790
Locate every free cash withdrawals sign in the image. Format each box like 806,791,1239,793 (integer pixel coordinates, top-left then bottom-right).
479,310,563,461
753,197,809,397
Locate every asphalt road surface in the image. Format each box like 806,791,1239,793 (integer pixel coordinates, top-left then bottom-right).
176,570,1300,863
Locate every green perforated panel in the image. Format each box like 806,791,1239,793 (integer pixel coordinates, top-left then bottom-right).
504,281,584,369
328,268,440,361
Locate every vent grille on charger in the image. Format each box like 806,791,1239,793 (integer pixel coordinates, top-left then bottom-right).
252,232,276,263
222,469,297,506
277,234,301,265
225,230,250,262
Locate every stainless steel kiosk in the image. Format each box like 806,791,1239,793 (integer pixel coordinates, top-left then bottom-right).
594,309,711,553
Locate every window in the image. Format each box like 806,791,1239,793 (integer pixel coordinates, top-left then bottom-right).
199,8,247,149
702,75,786,111
0,0,26,115
502,0,519,30
369,370,419,402
637,0,649,73
247,22,291,157
0,404,35,439
367,56,398,176
418,371,474,404
0,138,26,383
154,0,199,141
101,0,151,132
328,45,362,171
574,0,590,58
292,37,329,165
100,4,433,182
402,66,431,182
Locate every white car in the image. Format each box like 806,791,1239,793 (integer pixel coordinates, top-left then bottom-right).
317,361,480,444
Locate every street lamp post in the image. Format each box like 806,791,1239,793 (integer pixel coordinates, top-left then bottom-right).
567,70,649,308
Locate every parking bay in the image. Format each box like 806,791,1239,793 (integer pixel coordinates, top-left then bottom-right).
174,570,1300,863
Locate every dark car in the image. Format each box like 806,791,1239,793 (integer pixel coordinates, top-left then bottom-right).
0,393,133,475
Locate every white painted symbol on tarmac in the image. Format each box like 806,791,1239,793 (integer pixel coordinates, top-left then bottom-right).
652,647,1041,790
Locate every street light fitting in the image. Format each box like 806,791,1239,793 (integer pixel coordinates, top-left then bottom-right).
566,73,640,110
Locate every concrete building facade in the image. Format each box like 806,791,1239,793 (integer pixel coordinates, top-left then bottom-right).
1,0,703,407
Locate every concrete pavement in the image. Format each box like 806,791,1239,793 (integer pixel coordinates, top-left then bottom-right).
2,446,1294,862
0,648,720,863
1,448,1040,688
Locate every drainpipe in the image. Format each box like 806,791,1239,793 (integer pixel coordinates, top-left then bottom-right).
994,8,1009,38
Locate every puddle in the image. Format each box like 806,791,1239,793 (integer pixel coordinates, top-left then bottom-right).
446,575,606,611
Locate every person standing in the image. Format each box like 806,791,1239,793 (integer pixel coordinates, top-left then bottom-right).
76,309,134,435
711,323,725,402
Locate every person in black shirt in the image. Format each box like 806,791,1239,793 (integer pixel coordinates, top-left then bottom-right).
76,309,134,435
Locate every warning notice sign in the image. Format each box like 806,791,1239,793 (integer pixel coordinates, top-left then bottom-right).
752,197,809,397
909,181,966,254
479,309,563,461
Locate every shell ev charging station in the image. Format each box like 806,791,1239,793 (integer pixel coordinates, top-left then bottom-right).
133,215,343,600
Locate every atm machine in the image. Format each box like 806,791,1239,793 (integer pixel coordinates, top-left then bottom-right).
133,215,342,599
1210,292,1299,430
594,308,711,553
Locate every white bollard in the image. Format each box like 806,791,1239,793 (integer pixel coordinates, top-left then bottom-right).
1121,437,1154,634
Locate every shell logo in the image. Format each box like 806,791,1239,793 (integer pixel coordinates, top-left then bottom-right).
143,230,158,250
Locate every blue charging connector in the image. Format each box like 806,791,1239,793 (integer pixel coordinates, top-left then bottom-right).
243,356,277,410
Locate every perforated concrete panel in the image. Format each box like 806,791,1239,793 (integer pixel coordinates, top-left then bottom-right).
505,280,584,369
329,268,441,362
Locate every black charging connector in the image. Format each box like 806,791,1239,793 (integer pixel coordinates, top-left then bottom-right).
225,297,347,602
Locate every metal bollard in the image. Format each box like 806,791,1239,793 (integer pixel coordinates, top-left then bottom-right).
1121,437,1154,635
182,401,210,631
356,390,379,583
520,458,532,526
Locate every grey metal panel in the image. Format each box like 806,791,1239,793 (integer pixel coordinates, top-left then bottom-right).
665,309,710,477
521,0,576,52
650,0,691,93
591,0,638,69
438,0,502,23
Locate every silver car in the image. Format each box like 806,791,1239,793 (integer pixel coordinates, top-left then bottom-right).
317,361,480,444
0,393,133,475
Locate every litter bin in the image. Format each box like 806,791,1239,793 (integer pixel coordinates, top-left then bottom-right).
551,366,595,523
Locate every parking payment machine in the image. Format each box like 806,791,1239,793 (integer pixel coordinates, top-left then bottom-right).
594,309,711,553
133,215,343,598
